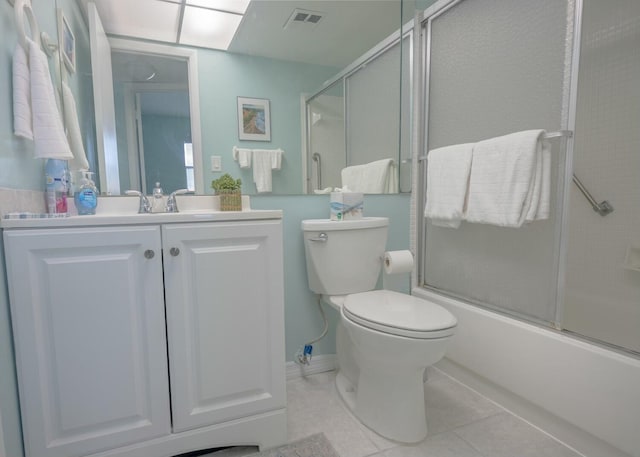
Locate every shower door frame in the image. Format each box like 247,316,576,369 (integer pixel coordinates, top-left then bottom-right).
415,0,583,332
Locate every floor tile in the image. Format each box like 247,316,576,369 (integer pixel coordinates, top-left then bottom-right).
202,370,580,457
424,369,504,435
453,412,582,457
286,374,379,457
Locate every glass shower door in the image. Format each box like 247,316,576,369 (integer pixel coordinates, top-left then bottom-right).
420,0,574,325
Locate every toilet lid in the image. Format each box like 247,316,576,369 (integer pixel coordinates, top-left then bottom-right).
343,290,457,339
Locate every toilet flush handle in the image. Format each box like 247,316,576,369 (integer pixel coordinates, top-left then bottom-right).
309,232,328,242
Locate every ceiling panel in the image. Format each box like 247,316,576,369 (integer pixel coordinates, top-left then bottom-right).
94,0,181,43
180,6,243,50
186,0,251,14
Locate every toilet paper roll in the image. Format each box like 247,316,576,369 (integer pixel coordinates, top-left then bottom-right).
383,250,414,275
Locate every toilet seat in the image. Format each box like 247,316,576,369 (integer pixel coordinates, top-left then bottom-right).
342,290,457,339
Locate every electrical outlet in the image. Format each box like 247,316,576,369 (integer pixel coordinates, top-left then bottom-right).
211,156,222,172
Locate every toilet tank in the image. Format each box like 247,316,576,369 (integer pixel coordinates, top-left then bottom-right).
301,217,389,295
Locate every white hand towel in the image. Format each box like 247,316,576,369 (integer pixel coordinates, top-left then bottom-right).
271,149,283,170
29,40,73,160
465,130,549,228
252,149,273,193
62,82,90,171
424,143,474,228
232,147,252,169
341,158,395,193
13,43,33,140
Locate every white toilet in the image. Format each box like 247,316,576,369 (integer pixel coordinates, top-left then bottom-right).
301,217,457,443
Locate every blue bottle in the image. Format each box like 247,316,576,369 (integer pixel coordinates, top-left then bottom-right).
74,171,98,215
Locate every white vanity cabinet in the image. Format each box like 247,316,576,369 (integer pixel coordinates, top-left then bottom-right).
2,214,286,457
3,226,170,457
162,221,285,432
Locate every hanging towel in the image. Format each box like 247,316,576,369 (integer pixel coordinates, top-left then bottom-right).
232,146,252,169
271,148,283,170
62,82,90,171
252,149,274,193
424,143,474,228
29,40,73,160
13,43,33,139
465,130,550,228
340,158,396,193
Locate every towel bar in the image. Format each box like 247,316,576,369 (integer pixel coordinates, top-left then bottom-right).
419,129,613,217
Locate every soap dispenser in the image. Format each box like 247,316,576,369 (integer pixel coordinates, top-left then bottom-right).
152,182,164,213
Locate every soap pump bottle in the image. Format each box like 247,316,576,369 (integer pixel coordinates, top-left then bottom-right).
74,171,98,215
152,182,164,213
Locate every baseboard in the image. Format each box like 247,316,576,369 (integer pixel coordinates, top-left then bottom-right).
436,358,632,457
286,354,337,380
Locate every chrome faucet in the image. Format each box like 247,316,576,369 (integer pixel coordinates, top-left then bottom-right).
125,190,152,214
165,189,190,213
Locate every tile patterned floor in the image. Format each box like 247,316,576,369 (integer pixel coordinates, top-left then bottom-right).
202,368,582,457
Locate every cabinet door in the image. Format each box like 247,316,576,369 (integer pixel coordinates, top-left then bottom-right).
163,221,285,432
3,226,171,457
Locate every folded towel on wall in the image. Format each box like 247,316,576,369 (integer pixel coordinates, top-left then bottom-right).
271,149,283,170
29,40,73,160
252,149,274,193
13,43,33,139
341,158,397,193
465,130,550,228
62,82,89,170
232,146,252,169
424,143,474,228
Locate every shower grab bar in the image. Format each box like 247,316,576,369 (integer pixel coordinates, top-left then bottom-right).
572,174,614,216
312,152,322,190
545,131,614,216
417,130,614,216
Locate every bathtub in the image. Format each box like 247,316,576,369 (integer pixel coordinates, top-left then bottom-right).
413,288,640,457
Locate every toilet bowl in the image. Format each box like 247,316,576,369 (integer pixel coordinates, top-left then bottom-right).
301,217,457,443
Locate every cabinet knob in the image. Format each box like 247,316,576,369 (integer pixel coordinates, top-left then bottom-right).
144,249,155,259
170,247,180,257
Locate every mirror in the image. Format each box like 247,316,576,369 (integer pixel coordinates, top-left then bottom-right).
57,0,412,195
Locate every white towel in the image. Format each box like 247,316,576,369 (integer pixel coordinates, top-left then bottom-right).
252,149,273,193
13,43,33,139
271,149,283,170
62,82,90,171
29,40,73,160
424,143,474,228
340,158,396,193
465,130,550,228
232,147,252,169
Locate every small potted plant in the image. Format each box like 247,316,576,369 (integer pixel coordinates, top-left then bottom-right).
211,173,242,211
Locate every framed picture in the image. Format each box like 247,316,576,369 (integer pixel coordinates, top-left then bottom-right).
57,9,75,73
237,97,271,141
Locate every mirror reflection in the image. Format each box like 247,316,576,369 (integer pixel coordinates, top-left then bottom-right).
111,51,193,195
55,0,412,195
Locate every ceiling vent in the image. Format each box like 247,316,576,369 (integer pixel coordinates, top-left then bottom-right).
284,8,325,30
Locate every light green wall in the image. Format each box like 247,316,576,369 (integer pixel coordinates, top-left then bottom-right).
197,50,338,195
